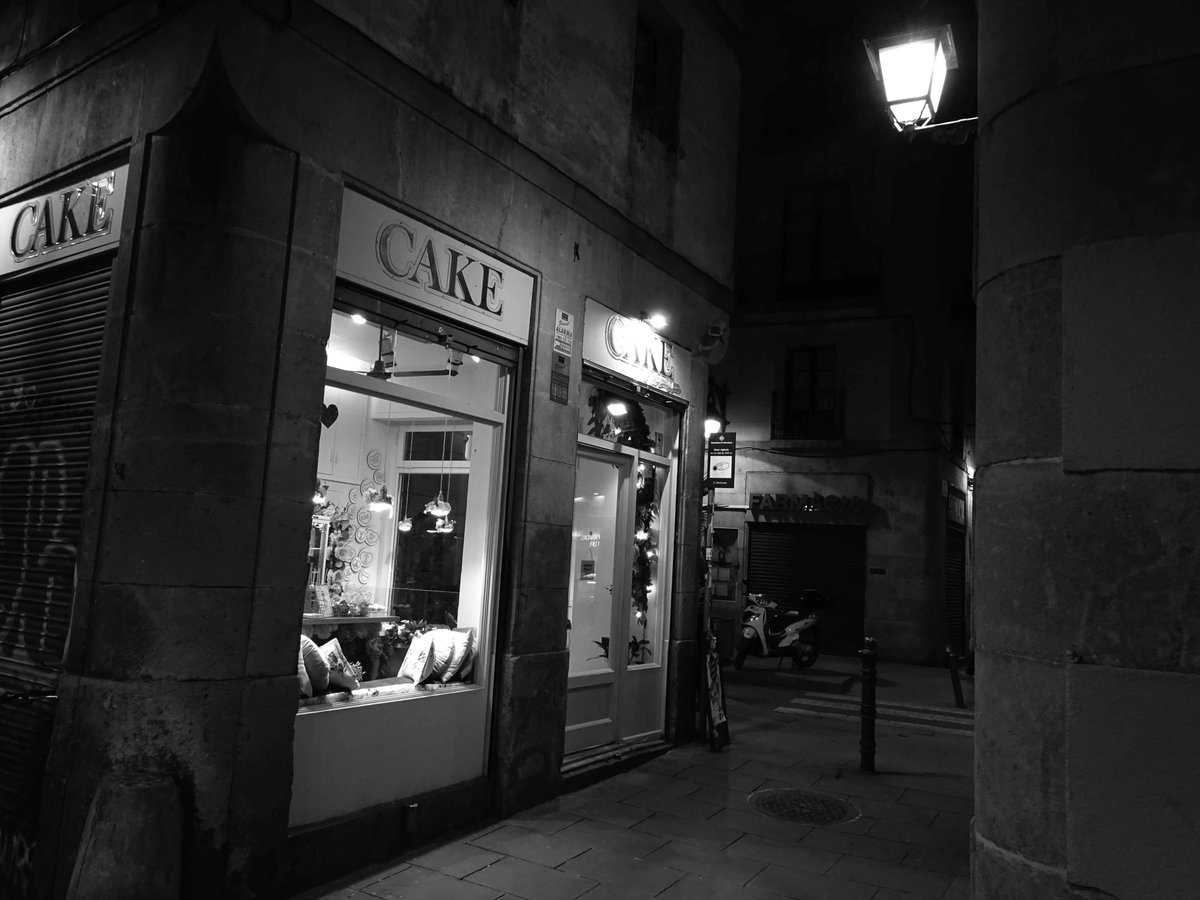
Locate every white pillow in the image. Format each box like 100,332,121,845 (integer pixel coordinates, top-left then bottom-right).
297,648,312,698
300,634,330,695
439,629,475,682
397,630,437,684
317,637,358,691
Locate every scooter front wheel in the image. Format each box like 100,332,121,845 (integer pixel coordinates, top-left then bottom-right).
791,640,819,669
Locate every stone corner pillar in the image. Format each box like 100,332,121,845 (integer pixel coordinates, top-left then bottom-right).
38,45,341,900
975,2,1200,897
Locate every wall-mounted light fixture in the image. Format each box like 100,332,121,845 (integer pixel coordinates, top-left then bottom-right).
704,377,728,438
704,412,725,438
863,25,974,136
641,310,668,331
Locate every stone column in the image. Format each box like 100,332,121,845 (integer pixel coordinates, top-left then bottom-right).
975,3,1200,897
37,56,338,899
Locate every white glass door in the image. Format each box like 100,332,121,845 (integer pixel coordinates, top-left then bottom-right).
565,443,675,755
564,450,631,753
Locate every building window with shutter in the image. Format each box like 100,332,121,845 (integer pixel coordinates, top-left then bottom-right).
772,345,843,439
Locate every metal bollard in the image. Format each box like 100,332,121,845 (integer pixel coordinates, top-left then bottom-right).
859,636,878,772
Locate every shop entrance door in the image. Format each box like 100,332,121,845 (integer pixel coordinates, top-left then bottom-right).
565,443,673,755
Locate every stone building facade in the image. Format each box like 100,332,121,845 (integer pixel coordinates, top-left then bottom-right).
0,2,739,897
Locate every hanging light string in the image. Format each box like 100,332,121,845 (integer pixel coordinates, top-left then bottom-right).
423,341,456,532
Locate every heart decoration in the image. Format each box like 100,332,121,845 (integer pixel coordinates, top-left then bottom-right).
320,404,339,428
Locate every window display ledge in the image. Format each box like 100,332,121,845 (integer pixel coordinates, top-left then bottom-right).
297,679,478,712
301,615,401,625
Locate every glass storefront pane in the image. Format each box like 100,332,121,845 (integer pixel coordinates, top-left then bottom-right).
393,466,469,624
567,456,620,674
327,308,508,414
578,381,679,456
628,460,667,667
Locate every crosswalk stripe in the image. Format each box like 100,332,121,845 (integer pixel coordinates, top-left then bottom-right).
775,705,974,736
798,691,975,721
788,697,974,726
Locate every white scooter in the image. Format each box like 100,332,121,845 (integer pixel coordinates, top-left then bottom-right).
734,589,824,670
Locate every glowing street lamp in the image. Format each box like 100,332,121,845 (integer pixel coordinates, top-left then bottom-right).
863,25,958,133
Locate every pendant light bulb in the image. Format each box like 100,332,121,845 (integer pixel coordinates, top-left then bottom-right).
423,490,452,517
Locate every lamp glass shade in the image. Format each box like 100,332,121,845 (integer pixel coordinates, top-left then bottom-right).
878,39,937,103
704,416,723,437
865,25,957,131
930,44,948,112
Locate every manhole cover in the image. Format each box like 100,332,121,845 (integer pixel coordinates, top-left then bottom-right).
746,788,860,825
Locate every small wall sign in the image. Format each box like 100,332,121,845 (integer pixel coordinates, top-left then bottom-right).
551,308,574,404
707,433,736,488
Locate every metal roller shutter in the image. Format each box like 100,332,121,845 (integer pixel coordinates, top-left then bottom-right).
747,523,866,655
0,263,109,829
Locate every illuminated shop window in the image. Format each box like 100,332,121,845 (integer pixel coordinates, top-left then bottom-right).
300,307,511,706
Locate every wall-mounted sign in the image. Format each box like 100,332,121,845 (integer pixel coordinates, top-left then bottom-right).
582,297,690,397
750,492,869,515
707,432,736,488
2,166,127,276
337,190,535,345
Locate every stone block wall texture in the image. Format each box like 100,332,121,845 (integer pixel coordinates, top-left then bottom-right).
975,2,1200,897
312,0,741,284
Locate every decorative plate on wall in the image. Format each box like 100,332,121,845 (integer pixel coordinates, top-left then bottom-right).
358,571,370,584
349,558,362,573
364,528,379,546
348,487,361,504
372,469,385,485
358,551,374,567
356,507,372,527
360,478,374,496
336,544,354,561
366,449,383,470
355,527,367,543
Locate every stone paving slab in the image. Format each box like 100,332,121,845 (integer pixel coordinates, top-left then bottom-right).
463,856,598,900
289,656,974,900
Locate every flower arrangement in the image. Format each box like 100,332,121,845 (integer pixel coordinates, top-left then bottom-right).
327,653,364,684
379,619,435,650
